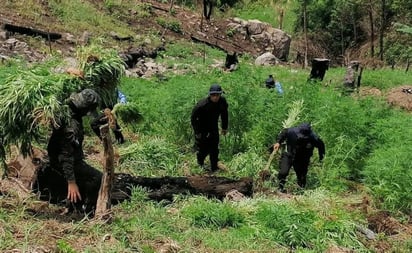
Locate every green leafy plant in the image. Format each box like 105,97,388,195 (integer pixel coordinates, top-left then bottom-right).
0,64,73,159
182,197,245,229
156,17,182,33
134,3,153,18
56,240,76,253
77,45,126,107
226,27,236,37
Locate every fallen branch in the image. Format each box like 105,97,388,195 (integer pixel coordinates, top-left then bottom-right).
111,173,253,202
4,23,62,41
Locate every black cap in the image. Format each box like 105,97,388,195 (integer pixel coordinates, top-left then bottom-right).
209,84,224,95
299,123,312,135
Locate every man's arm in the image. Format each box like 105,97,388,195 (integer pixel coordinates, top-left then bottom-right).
220,97,229,133
273,128,288,152
60,126,82,203
90,113,106,139
191,102,203,134
315,136,325,161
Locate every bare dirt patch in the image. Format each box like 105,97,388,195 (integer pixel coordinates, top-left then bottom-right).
386,85,412,111
357,87,383,97
367,211,403,235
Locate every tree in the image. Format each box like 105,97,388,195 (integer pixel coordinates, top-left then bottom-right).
367,0,375,57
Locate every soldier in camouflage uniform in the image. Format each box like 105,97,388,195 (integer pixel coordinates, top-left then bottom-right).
39,89,103,214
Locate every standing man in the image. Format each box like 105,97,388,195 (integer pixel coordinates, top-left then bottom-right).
272,123,325,192
191,84,229,172
203,0,213,21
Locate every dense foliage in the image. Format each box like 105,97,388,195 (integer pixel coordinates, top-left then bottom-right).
118,43,412,216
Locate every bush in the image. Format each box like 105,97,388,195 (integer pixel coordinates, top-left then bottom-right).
182,197,245,229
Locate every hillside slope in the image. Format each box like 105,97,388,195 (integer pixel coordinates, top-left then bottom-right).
0,0,278,62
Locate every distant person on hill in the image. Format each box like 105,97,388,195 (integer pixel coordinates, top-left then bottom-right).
203,0,213,21
225,52,238,72
265,74,284,94
272,123,325,192
191,84,229,173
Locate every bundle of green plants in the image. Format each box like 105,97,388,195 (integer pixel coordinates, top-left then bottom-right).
0,46,125,165
77,44,125,107
0,64,79,160
113,102,143,125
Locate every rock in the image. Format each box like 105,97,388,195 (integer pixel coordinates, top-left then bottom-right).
0,31,9,41
255,52,279,66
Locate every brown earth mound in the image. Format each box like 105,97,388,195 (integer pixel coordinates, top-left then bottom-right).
386,85,412,111
358,87,382,97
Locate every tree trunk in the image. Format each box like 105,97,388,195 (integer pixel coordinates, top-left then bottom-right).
303,0,308,68
308,58,330,81
0,144,7,179
379,0,386,61
352,11,358,43
95,124,115,219
368,0,375,57
3,23,62,41
111,174,253,203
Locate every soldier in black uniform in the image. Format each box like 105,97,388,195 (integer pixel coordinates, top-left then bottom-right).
225,52,238,72
272,123,325,192
191,84,229,172
38,89,103,214
203,0,213,21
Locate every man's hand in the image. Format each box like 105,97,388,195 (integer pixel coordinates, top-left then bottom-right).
273,143,281,153
67,181,82,203
221,129,228,136
113,129,125,144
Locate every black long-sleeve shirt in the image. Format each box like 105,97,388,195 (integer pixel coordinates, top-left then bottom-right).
276,127,325,160
191,96,228,134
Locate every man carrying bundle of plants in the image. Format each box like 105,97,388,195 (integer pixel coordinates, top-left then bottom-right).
191,84,229,173
272,123,325,192
42,88,103,214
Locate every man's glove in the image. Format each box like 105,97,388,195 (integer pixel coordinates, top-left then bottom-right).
195,133,202,140
113,129,125,144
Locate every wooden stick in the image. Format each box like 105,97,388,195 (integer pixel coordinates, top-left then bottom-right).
95,124,114,220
